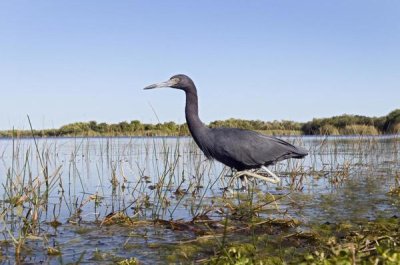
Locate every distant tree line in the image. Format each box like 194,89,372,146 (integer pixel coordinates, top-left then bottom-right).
301,109,400,135
1,109,399,138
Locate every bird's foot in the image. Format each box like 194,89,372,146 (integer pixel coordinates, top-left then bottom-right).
259,166,281,184
228,167,280,184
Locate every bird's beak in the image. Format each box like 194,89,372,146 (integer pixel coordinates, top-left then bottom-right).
143,79,177,90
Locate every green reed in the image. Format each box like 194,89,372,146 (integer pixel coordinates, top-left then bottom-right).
0,133,398,262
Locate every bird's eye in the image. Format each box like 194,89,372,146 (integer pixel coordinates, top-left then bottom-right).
171,78,180,84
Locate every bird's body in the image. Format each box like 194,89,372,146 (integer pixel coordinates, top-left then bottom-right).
193,127,308,171
144,74,308,182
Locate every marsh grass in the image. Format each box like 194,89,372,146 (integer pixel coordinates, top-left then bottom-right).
0,133,398,263
342,124,380,135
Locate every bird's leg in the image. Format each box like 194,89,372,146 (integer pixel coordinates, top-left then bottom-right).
259,166,281,184
229,168,280,184
227,171,248,187
243,175,248,186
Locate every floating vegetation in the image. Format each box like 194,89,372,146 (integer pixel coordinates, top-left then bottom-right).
117,257,139,265
301,217,400,265
0,135,398,263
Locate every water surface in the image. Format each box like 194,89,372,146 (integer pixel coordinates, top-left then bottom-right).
0,136,398,263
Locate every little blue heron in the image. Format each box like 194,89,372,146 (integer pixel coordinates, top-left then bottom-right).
144,74,308,183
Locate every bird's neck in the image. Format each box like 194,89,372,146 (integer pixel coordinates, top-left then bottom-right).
184,88,208,137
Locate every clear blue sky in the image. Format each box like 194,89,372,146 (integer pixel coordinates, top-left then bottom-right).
0,1,399,130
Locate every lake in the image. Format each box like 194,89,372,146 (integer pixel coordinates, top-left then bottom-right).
0,136,399,264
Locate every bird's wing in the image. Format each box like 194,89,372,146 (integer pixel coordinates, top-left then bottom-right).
210,128,307,168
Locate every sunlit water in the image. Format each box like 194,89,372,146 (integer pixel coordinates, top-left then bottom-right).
0,136,399,263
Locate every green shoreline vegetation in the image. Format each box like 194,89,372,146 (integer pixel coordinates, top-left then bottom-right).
1,109,399,138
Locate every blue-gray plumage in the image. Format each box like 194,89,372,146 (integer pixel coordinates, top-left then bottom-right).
144,74,308,180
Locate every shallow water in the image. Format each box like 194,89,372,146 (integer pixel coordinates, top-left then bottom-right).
0,136,399,263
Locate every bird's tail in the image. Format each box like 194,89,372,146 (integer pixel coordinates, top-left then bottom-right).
292,146,308,158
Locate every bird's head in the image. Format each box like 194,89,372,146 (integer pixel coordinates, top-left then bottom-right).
144,74,195,92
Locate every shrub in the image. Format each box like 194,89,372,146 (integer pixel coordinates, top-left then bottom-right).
341,125,379,135
319,124,340,135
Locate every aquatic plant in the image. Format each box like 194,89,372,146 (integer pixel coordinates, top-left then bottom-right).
0,132,398,263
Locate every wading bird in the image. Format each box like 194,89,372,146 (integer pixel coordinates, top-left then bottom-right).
144,74,308,183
